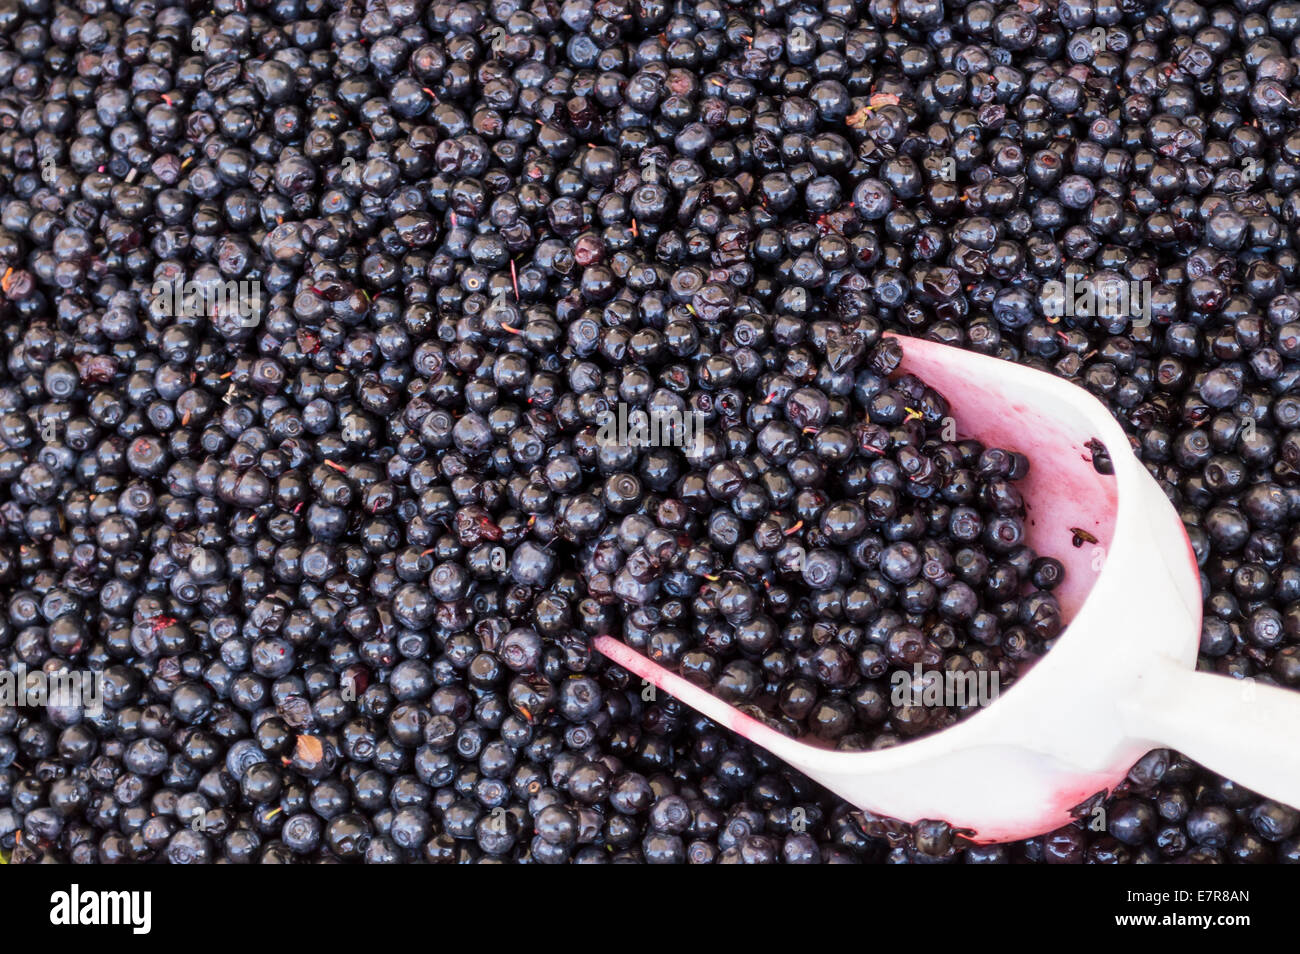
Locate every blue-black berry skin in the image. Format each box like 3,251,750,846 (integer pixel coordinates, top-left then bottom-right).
0,0,1295,866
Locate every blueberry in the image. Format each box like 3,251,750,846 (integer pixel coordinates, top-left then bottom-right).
0,0,1291,870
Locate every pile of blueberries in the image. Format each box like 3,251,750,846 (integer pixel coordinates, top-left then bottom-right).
641,354,1070,749
2,0,1300,864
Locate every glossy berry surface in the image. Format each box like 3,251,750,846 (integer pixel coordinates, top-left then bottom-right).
0,0,1297,865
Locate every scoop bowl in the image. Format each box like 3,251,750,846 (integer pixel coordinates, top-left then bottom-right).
593,333,1300,842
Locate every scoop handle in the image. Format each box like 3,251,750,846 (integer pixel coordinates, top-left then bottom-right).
1126,656,1300,808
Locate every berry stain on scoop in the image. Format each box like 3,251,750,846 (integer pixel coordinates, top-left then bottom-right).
0,0,1295,866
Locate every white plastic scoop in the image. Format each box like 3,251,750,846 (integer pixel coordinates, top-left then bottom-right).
593,332,1300,843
